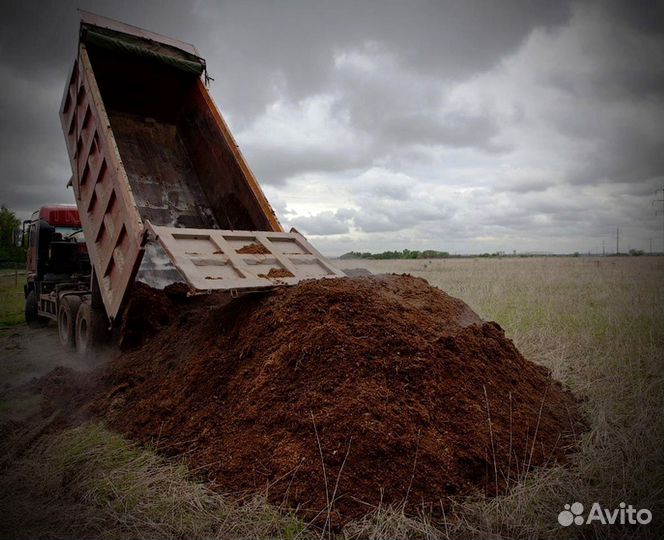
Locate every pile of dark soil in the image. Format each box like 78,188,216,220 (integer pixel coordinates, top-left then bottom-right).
91,275,583,526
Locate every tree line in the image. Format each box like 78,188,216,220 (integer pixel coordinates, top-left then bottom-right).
339,249,451,260
0,206,25,263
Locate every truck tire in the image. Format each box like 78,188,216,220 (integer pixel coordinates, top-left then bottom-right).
75,303,109,358
25,290,49,328
57,296,81,349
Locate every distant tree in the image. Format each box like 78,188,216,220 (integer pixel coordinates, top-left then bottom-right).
0,206,20,247
629,249,644,256
339,251,359,260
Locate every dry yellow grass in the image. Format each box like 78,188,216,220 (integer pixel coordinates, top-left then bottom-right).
1,257,661,539
336,256,663,539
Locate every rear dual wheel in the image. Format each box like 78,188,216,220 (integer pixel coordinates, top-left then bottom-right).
57,296,81,349
75,302,109,357
57,296,109,356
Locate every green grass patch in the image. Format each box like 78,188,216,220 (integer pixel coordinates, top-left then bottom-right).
0,275,25,327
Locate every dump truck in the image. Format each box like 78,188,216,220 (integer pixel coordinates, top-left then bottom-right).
26,11,344,355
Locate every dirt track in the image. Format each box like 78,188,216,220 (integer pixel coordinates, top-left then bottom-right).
0,326,106,422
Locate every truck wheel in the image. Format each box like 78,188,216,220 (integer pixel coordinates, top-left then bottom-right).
57,296,81,349
75,303,109,358
25,290,49,328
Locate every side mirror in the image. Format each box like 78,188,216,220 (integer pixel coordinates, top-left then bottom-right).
19,219,30,248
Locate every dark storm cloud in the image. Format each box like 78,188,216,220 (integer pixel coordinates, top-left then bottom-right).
532,3,664,190
0,0,661,254
603,0,664,35
0,0,570,214
200,0,571,121
244,142,367,187
378,111,506,153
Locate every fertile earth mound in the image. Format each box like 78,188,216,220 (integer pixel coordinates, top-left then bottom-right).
92,275,583,526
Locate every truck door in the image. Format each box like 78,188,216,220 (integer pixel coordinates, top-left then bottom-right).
26,221,38,281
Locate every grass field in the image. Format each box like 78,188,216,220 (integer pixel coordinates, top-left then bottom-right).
0,271,24,327
336,256,664,538
1,257,662,539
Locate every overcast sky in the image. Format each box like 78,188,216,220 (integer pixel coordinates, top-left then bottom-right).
0,1,662,255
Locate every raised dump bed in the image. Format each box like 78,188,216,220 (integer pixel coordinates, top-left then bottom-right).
60,12,341,322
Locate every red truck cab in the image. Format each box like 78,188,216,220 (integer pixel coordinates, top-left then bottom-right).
24,205,91,335
25,205,83,280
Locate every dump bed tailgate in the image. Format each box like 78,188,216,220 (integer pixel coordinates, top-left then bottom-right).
147,223,345,290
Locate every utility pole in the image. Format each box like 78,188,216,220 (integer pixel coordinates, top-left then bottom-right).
602,240,605,257
616,227,619,255
654,188,664,253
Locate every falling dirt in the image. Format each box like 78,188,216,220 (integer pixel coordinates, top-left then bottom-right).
236,242,271,255
258,267,294,279
90,275,584,527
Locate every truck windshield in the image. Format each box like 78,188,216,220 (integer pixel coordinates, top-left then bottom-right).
55,227,85,242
